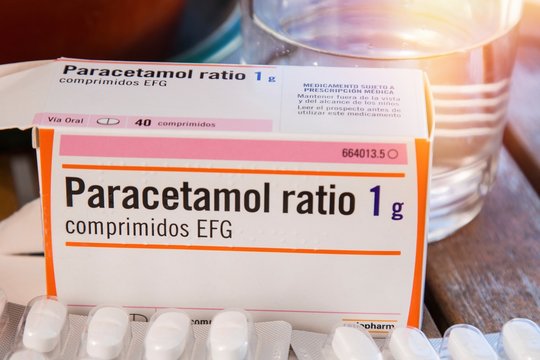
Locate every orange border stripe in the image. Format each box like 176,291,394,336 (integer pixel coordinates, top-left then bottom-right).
61,164,405,178
39,129,57,296
407,138,431,327
65,242,401,256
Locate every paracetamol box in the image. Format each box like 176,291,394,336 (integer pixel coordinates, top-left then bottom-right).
0,58,433,334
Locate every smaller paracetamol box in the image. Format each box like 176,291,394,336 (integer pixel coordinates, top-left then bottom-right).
0,59,433,335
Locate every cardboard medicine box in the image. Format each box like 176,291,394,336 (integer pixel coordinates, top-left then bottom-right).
0,59,433,334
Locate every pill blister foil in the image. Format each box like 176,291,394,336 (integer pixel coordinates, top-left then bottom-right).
0,302,292,360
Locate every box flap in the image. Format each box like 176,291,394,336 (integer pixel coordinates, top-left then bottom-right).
0,60,55,130
0,58,429,138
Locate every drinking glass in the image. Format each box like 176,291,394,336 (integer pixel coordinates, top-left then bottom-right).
240,0,523,241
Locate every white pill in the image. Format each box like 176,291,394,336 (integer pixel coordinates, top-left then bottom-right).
388,327,439,360
447,327,497,360
502,318,540,360
208,311,249,360
22,298,67,353
8,349,48,360
145,312,191,360
331,327,382,360
86,307,129,360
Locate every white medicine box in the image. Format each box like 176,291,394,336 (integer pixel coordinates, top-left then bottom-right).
0,59,433,334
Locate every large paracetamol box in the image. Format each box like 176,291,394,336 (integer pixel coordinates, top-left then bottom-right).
0,59,433,334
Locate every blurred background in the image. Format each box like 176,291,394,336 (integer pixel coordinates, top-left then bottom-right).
0,0,242,219
0,0,240,64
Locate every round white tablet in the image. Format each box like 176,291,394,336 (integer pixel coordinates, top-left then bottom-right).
145,312,192,360
388,327,439,360
22,298,67,353
502,318,540,360
447,327,497,360
8,349,48,360
208,311,249,360
331,327,382,360
86,307,130,360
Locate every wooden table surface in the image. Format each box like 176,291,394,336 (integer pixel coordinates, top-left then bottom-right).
421,2,540,338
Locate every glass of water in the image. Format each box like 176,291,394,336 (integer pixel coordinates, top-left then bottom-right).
240,0,523,241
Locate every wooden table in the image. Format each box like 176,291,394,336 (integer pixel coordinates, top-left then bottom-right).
421,2,540,338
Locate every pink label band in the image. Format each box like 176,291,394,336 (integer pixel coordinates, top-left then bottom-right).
33,113,273,132
59,134,408,165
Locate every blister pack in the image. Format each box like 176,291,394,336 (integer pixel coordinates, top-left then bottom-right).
0,291,292,360
438,321,540,360
291,320,540,360
1,288,539,360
